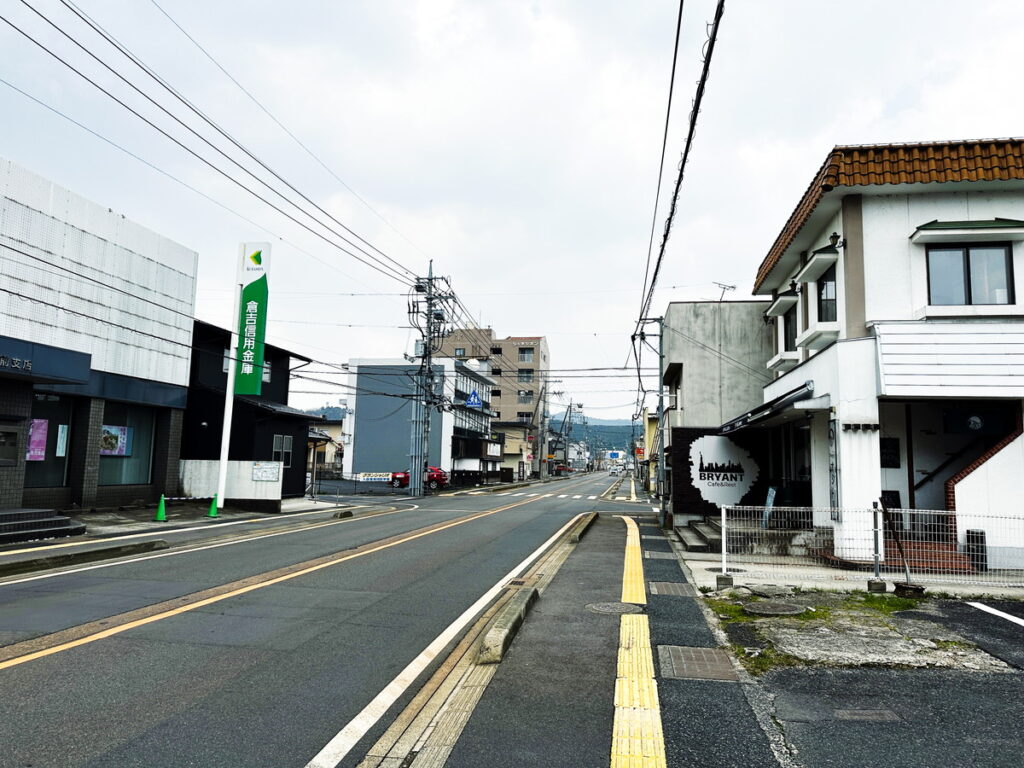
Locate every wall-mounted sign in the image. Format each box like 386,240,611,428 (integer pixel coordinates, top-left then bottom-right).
466,390,483,409
688,435,758,507
359,472,392,482
99,425,134,456
0,356,32,372
234,242,270,395
252,461,281,482
26,419,47,461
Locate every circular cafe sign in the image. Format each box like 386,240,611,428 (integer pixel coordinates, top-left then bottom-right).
688,435,759,506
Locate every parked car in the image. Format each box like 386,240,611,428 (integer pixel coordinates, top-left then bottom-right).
390,466,449,489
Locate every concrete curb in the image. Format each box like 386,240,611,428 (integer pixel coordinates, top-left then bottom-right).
477,586,539,664
570,511,599,543
0,540,170,579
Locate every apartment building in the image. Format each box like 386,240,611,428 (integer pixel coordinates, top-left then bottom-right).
437,329,550,480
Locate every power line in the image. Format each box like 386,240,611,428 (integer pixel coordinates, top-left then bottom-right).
4,3,415,287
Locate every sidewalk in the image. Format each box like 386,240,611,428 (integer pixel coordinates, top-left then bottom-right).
448,511,777,767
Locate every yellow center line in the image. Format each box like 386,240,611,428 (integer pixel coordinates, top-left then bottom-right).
611,515,666,768
0,495,542,673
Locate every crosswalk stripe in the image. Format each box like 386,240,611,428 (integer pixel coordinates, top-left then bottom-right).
542,493,553,497
588,495,597,500
573,495,582,499
513,493,525,497
558,495,568,498
527,493,538,497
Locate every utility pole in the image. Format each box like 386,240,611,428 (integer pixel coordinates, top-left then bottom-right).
408,261,445,497
639,317,667,527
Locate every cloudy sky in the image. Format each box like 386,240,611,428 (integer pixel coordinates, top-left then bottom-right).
2,0,1022,418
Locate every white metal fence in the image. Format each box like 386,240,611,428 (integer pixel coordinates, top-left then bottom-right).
716,505,1024,588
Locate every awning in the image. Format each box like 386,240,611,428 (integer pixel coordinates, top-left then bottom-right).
719,380,816,434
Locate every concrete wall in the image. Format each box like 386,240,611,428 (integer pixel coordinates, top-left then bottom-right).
663,301,774,428
955,433,1024,568
180,460,282,501
0,157,198,387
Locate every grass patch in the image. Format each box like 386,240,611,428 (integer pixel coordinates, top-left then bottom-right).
706,598,755,623
731,644,805,676
843,592,921,614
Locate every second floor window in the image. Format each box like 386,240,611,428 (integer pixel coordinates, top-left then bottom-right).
518,347,534,363
516,411,532,423
783,304,797,352
454,347,466,358
517,390,534,404
491,389,502,398
928,244,1014,305
518,368,534,383
817,264,837,322
491,368,502,377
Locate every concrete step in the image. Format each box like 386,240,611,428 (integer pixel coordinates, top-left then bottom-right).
675,526,708,553
0,511,86,545
691,522,722,553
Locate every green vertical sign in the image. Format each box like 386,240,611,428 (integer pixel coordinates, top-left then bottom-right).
234,242,270,395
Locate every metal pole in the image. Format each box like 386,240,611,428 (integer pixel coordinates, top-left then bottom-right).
216,267,243,510
872,501,881,581
721,504,728,576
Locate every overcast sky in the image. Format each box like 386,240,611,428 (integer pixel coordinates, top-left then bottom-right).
2,0,1022,419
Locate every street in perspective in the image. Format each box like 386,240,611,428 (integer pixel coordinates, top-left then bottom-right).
1,1,1024,766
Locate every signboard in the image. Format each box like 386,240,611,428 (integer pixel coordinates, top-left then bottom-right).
26,419,47,461
608,451,622,459
234,242,270,395
466,390,483,409
99,425,134,456
688,435,758,506
828,419,841,517
485,441,502,457
252,461,281,482
635,447,645,457
359,472,392,482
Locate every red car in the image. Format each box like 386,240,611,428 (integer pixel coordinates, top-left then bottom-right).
391,467,449,489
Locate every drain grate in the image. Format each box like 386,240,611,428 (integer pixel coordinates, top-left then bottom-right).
586,602,644,615
648,582,697,597
657,645,738,681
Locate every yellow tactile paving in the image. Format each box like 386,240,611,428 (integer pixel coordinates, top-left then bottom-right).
610,517,666,768
618,516,646,606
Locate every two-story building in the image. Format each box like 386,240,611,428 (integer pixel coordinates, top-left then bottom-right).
731,138,1024,563
342,358,501,486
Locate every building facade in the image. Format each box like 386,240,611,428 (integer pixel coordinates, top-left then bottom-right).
436,329,550,480
0,157,197,514
343,358,501,484
736,139,1024,562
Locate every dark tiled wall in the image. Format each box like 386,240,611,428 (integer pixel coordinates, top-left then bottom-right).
69,398,105,508
0,382,33,508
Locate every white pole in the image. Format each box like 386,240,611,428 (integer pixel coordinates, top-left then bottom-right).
216,266,243,510
721,504,728,576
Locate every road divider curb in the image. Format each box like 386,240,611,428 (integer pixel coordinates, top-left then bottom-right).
332,510,353,519
571,511,598,543
0,540,169,578
477,586,539,664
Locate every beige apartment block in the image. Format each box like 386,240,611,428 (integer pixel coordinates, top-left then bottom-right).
437,329,550,479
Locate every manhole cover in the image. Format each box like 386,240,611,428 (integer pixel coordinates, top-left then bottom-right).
704,567,745,573
586,602,644,615
743,601,807,617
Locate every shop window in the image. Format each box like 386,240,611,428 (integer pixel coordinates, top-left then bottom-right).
24,394,73,488
0,430,17,467
273,434,293,468
927,244,1014,305
98,403,156,486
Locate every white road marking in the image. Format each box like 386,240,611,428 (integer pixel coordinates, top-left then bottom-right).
652,507,659,514
967,601,1024,628
588,495,597,500
468,492,483,495
542,493,553,497
527,493,539,497
513,493,525,497
497,493,511,496
573,495,582,499
304,513,585,768
558,495,568,498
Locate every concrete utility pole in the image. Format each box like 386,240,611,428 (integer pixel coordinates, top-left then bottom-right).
639,316,667,526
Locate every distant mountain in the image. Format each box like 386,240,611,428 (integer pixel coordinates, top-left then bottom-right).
550,412,633,427
548,413,637,453
304,405,346,420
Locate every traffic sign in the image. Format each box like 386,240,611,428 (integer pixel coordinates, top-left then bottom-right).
466,390,483,409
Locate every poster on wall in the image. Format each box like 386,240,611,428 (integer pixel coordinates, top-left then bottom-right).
99,425,134,456
55,424,69,458
25,419,48,461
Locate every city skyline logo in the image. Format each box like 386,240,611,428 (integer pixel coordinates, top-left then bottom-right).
698,453,745,480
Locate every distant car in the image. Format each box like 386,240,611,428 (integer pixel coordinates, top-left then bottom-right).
391,466,449,489
609,469,619,476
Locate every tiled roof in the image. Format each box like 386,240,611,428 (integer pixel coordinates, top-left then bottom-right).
754,138,1024,292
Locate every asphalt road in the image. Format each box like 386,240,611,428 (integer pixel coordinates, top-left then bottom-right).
0,473,630,768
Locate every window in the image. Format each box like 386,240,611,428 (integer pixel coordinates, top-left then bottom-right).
518,347,534,363
272,434,293,468
783,304,797,352
491,368,502,377
490,346,503,355
518,368,534,383
928,244,1014,305
817,263,837,322
98,403,156,486
0,430,16,467
493,410,501,419
491,389,501,398
454,347,466,358
517,411,532,423
517,390,534,404
24,394,73,488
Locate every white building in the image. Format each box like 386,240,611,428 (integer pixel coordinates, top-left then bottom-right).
731,138,1024,564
